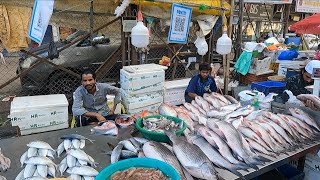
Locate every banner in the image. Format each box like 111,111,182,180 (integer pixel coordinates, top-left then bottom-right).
168,4,192,44
242,0,292,4
296,0,320,13
244,4,274,20
28,0,54,44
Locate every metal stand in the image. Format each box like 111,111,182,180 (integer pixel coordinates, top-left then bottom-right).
313,78,320,97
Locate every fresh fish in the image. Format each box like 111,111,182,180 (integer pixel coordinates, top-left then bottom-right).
197,127,245,165
119,140,138,153
178,112,195,132
80,139,86,149
67,154,77,168
59,157,68,176
27,147,37,158
211,92,231,105
289,108,320,131
182,166,194,180
206,109,232,118
215,121,261,169
115,115,134,127
245,138,276,158
63,139,72,150
61,134,94,143
91,121,118,136
224,95,239,104
83,176,95,180
262,111,298,141
138,151,145,157
143,141,187,180
195,96,210,112
72,139,81,149
256,119,288,145
57,142,65,157
129,137,142,149
27,141,55,151
47,150,55,159
24,156,55,166
111,144,123,164
263,118,295,146
175,106,188,114
297,94,320,109
37,164,48,178
187,111,198,122
197,114,209,126
278,114,311,138
24,164,37,178
286,115,314,134
38,149,48,157
203,95,223,109
78,159,88,165
165,131,217,180
132,137,149,145
69,174,82,180
67,166,99,176
15,169,24,180
191,136,247,177
219,103,241,111
245,110,263,121
67,149,95,166
143,116,182,132
191,100,206,115
20,151,28,167
183,103,201,115
119,150,138,158
159,103,177,117
225,106,254,120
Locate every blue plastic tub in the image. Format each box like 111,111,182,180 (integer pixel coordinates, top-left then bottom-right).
251,81,286,95
95,158,180,180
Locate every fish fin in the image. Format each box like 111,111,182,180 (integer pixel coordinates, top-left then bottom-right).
254,155,272,163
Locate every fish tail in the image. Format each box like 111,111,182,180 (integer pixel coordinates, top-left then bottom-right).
253,155,271,163
244,157,263,168
228,168,244,178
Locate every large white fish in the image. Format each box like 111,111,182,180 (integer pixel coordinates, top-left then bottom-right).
289,108,320,131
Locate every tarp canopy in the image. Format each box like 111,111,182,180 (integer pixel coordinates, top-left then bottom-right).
289,14,320,35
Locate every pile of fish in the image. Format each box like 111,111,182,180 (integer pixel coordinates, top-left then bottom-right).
122,93,320,179
142,116,183,132
16,141,57,179
115,115,135,128
58,134,98,179
90,121,118,136
297,94,320,109
0,148,10,172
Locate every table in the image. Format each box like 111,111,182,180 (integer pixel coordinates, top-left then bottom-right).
1,125,320,179
0,125,137,179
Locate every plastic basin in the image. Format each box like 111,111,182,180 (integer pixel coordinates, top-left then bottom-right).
95,157,180,180
135,115,186,143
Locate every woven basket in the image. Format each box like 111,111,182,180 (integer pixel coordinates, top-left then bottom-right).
268,75,285,81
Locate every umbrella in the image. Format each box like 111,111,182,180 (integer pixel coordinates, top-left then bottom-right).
289,14,320,35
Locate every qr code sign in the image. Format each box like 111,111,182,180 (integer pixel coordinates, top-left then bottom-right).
174,17,185,32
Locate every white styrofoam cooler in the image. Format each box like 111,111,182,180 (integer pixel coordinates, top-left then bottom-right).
164,78,190,106
124,102,162,115
9,94,69,135
120,64,166,95
276,60,308,76
121,89,163,110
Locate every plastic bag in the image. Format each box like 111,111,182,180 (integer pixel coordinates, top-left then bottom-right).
278,49,299,60
194,35,208,55
48,39,59,60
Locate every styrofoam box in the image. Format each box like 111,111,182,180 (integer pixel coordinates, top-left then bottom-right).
164,78,190,102
120,69,165,95
121,89,163,110
124,102,162,115
248,57,272,75
276,60,308,76
122,63,168,73
9,94,69,135
165,98,185,106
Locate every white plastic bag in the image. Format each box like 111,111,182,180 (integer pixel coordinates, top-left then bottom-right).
194,35,208,56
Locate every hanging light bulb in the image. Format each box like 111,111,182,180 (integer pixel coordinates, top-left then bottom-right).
216,28,232,55
131,6,149,48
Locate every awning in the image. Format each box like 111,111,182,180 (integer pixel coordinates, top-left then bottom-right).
289,14,320,35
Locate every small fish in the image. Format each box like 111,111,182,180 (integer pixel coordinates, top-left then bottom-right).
72,139,81,149
27,147,37,158
67,166,99,176
63,139,72,150
24,164,37,178
20,151,28,167
37,164,48,178
24,156,56,166
57,142,65,157
59,157,68,176
61,134,94,143
27,141,55,151
111,144,123,164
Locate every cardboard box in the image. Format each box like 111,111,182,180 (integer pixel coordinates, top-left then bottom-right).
120,69,165,95
9,94,69,135
121,90,163,110
248,57,273,75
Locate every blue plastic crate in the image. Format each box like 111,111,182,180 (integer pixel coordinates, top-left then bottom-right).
251,81,286,95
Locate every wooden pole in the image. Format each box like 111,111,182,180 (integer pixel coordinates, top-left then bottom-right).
283,4,290,38
89,0,94,45
237,0,244,59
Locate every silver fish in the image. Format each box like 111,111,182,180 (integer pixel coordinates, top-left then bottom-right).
27,147,37,158
67,166,99,176
24,164,37,178
56,142,65,157
111,144,123,164
67,149,95,166
206,109,232,119
278,114,311,138
178,112,195,132
245,138,276,158
38,149,48,157
211,92,231,105
289,108,320,131
286,115,315,134
143,141,187,180
119,140,138,153
24,156,55,166
15,169,24,180
72,139,81,149
220,103,241,111
159,103,177,117
165,131,217,179
67,154,77,168
237,126,272,152
183,103,201,116
225,106,254,120
37,165,48,178
195,96,210,112
297,94,320,109
191,100,206,115
69,174,82,180
224,95,239,104
61,134,94,143
59,157,68,176
80,139,86,149
192,136,247,177
132,137,149,145
20,151,28,167
203,95,223,109
64,139,72,150
27,141,55,151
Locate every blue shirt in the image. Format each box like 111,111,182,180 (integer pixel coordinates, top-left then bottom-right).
185,74,217,96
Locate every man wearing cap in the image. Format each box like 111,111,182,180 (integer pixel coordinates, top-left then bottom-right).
286,60,320,110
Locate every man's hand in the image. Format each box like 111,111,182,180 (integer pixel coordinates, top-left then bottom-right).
305,100,318,111
96,114,106,122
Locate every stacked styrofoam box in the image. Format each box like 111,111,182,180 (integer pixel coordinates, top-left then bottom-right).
9,94,69,135
120,64,167,114
249,57,273,75
276,60,308,76
164,78,191,106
